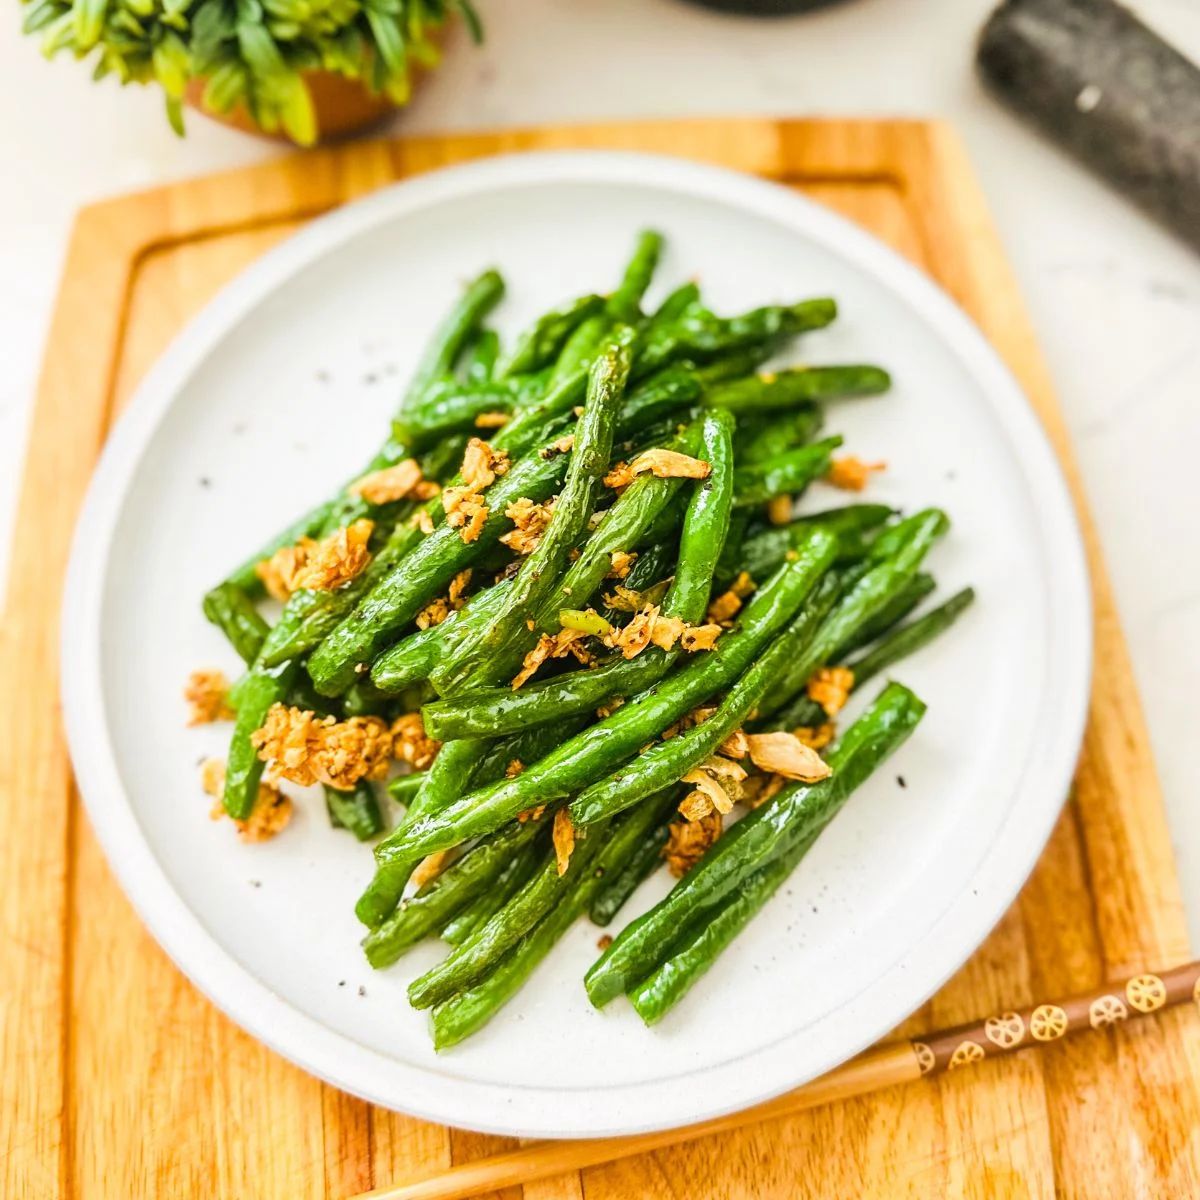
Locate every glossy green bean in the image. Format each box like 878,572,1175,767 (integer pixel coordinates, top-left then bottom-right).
430,792,674,1048
360,546,833,920
408,822,612,1010
221,661,296,820
419,408,736,741
362,817,547,969
588,791,679,927
732,437,843,508
496,294,605,379
585,681,925,1007
754,509,949,721
324,780,385,841
305,438,573,697
202,582,269,665
735,404,824,465
607,230,663,323
441,836,544,946
704,364,890,411
432,333,633,693
570,570,840,825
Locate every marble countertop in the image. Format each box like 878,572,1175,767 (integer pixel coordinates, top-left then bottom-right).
2,0,1198,936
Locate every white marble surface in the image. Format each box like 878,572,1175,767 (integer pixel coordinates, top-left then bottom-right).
2,0,1198,937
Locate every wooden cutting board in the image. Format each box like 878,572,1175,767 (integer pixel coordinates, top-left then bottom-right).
3,118,1198,1200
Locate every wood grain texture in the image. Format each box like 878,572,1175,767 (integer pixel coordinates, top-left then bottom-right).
2,118,1196,1200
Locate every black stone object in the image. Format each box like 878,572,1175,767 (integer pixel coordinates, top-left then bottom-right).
978,0,1200,253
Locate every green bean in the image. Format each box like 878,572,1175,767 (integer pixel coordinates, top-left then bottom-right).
570,571,841,826
636,299,838,380
838,571,937,658
430,793,674,1048
359,544,834,923
775,585,974,731
419,408,736,740
692,347,776,388
441,836,545,946
714,504,895,588
435,415,706,695
370,579,514,694
408,820,612,1010
431,333,633,693
754,509,949,722
649,282,700,325
340,678,391,717
496,294,605,379
735,404,824,465
202,582,269,665
588,792,678,926
585,681,925,1007
362,817,547,969
548,313,611,386
221,661,296,820
733,437,843,508
392,381,520,445
305,436,574,697
615,368,702,432
364,715,592,927
388,772,428,807
607,230,663,323
405,269,506,405
324,780,385,841
258,437,472,669
464,329,500,384
704,365,890,412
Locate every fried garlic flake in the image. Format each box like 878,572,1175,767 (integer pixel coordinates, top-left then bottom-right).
806,666,855,716
539,434,575,460
719,728,750,759
517,804,546,824
411,507,435,535
443,490,488,543
461,437,509,489
608,550,637,579
794,723,837,751
505,758,525,779
664,810,722,876
474,411,510,429
511,627,593,689
629,448,711,480
746,731,832,782
392,712,441,770
603,605,722,659
201,758,292,843
500,496,556,555
251,704,396,790
411,850,453,890
825,455,887,492
553,808,576,876
185,669,233,725
706,588,742,624
601,584,645,613
602,461,635,490
349,459,429,505
257,519,375,599
731,571,757,599
415,597,452,630
766,495,794,526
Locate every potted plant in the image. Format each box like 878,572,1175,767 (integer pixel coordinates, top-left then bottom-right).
19,0,482,144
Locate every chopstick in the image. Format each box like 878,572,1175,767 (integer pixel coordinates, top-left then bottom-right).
351,960,1200,1200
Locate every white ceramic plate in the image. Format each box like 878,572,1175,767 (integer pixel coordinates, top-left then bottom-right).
61,151,1091,1139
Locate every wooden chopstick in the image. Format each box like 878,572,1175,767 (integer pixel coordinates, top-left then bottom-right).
352,960,1200,1200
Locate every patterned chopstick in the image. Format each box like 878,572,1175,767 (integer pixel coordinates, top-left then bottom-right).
353,960,1200,1200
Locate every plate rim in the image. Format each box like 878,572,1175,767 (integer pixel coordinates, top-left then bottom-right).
60,148,1092,1139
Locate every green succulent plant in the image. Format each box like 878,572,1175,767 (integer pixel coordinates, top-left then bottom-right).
20,0,482,144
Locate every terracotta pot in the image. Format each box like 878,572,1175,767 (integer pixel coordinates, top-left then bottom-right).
185,70,397,143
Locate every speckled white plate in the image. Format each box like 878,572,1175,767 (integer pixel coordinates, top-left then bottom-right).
60,151,1091,1139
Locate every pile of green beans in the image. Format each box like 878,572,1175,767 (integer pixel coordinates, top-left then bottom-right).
198,231,975,1043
